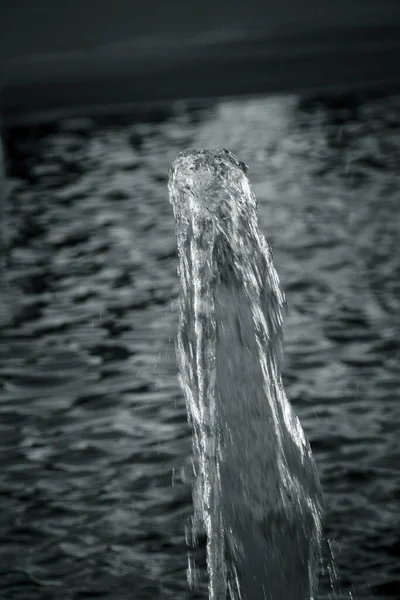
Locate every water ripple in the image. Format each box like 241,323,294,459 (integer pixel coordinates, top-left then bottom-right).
1,91,399,598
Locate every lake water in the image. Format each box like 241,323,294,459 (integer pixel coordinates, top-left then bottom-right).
0,89,399,600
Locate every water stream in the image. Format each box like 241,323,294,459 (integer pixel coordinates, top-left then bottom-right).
169,148,324,600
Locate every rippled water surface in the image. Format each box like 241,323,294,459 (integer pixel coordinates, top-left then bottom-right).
1,91,399,600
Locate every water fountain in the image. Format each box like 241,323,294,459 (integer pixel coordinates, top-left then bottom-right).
169,148,324,600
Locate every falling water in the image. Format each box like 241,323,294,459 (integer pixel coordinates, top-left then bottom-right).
168,148,324,600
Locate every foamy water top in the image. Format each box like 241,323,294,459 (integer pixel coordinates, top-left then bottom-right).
168,148,258,232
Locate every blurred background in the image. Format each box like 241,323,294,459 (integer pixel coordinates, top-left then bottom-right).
0,2,399,600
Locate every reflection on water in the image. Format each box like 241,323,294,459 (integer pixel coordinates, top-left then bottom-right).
0,90,399,599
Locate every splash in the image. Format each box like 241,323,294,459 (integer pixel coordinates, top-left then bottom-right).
169,148,324,600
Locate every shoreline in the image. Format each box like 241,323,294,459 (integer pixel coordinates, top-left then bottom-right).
2,25,400,127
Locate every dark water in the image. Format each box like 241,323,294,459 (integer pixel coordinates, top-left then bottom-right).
0,91,399,600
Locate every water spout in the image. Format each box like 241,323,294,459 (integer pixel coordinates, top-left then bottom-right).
169,148,324,600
